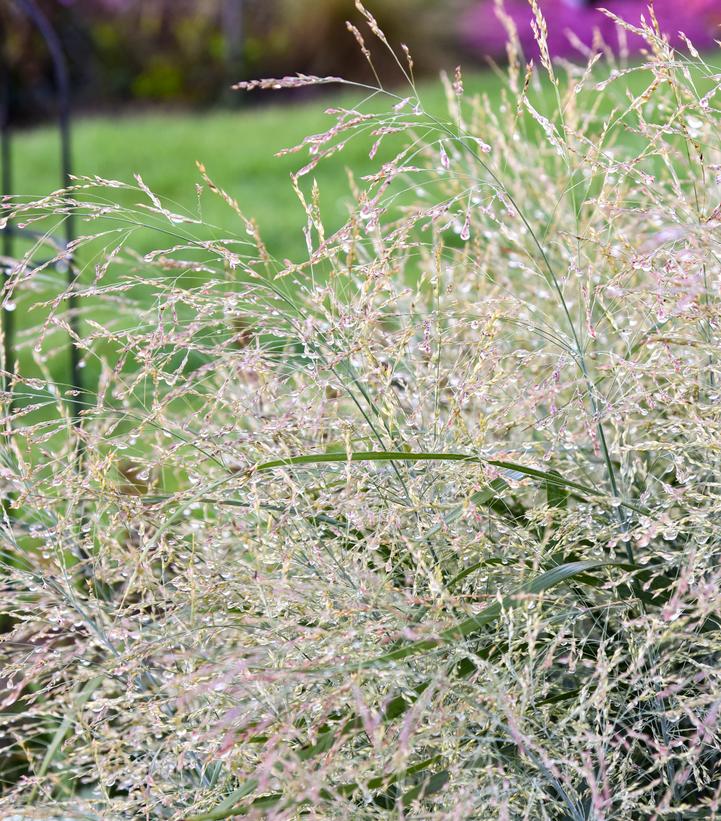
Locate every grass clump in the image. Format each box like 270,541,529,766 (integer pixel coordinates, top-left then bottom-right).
2,4,721,819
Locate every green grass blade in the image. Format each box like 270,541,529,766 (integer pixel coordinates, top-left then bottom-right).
186,757,444,820
255,451,604,500
28,675,104,803
545,469,569,509
188,561,620,819
359,560,625,667
420,477,512,543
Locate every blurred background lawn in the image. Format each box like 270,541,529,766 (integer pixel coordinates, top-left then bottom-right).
5,0,721,261
6,0,474,264
16,81,501,265
2,0,721,391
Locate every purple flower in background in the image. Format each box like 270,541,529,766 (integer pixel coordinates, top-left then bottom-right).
462,0,721,59
58,0,136,7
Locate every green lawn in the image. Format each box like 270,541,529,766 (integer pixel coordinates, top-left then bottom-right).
12,59,668,262
7,63,660,394
6,73,510,392
13,76,504,264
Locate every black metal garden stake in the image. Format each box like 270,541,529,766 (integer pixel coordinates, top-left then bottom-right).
1,12,14,398
1,0,83,419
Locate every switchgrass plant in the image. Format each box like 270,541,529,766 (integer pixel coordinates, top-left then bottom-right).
2,2,721,818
